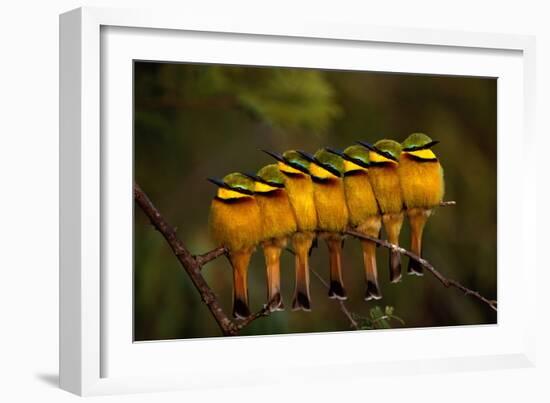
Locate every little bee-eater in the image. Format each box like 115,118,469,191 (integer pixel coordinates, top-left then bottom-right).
243,164,298,311
357,139,404,283
263,150,317,311
298,149,349,300
399,133,445,275
327,145,383,300
208,173,262,319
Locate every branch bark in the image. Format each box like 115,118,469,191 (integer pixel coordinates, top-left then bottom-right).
345,229,497,312
134,182,271,336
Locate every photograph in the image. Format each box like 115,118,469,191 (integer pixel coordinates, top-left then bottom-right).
133,61,497,341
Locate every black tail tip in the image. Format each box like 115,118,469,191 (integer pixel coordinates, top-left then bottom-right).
268,293,285,312
328,281,347,300
407,257,424,276
364,280,382,301
389,251,402,283
233,298,251,319
292,292,312,311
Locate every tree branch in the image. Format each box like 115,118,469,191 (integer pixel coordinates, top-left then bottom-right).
345,228,497,312
134,182,271,336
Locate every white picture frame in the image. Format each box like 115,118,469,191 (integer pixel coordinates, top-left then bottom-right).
59,6,537,396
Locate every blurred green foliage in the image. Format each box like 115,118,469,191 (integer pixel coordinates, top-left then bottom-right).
134,61,497,341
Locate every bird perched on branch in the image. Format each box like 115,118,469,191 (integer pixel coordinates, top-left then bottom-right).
398,133,445,275
263,150,317,311
243,165,297,311
208,173,262,319
298,149,349,300
357,139,404,283
327,145,383,300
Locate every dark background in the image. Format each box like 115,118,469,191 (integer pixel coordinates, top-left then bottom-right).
133,61,497,341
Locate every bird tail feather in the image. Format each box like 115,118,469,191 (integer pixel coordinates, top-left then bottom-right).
407,209,429,276
362,239,382,300
326,237,347,300
263,243,284,311
229,250,252,319
291,233,313,311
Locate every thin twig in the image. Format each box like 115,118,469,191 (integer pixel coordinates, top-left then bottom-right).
236,298,278,330
439,201,456,207
310,268,359,330
345,228,497,312
195,246,227,267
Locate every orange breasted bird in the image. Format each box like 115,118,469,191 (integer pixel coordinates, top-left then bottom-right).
297,149,349,300
208,173,262,319
263,150,317,311
327,145,383,300
357,139,404,283
243,164,297,311
398,133,445,275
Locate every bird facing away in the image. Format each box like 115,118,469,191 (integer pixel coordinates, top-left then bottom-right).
398,133,445,275
263,150,317,311
208,173,262,319
358,139,404,283
327,145,383,300
244,164,298,311
298,149,349,300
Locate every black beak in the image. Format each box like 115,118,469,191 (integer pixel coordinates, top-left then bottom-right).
298,150,342,178
325,147,345,158
207,177,228,188
261,149,285,163
403,140,441,152
357,141,397,162
296,150,316,163
344,155,370,168
241,172,262,182
356,140,376,151
207,177,254,195
241,172,284,189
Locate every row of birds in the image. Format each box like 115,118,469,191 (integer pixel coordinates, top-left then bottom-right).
208,133,445,319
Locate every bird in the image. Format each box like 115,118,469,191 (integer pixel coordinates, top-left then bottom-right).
297,149,349,300
398,133,445,275
242,164,298,311
357,139,404,283
262,150,317,311
208,173,262,319
327,145,383,300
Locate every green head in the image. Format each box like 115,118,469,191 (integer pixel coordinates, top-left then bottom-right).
244,164,286,193
342,145,370,166
256,164,285,186
401,132,440,151
373,139,402,161
326,145,370,173
262,149,310,175
296,148,344,179
282,150,311,174
314,149,344,176
207,172,255,199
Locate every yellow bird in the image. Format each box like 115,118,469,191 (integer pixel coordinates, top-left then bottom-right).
298,149,349,300
263,150,317,311
208,173,262,319
327,145,383,300
243,164,297,311
398,133,445,275
357,140,404,283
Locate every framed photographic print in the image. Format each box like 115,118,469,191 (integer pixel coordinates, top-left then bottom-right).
60,6,536,396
